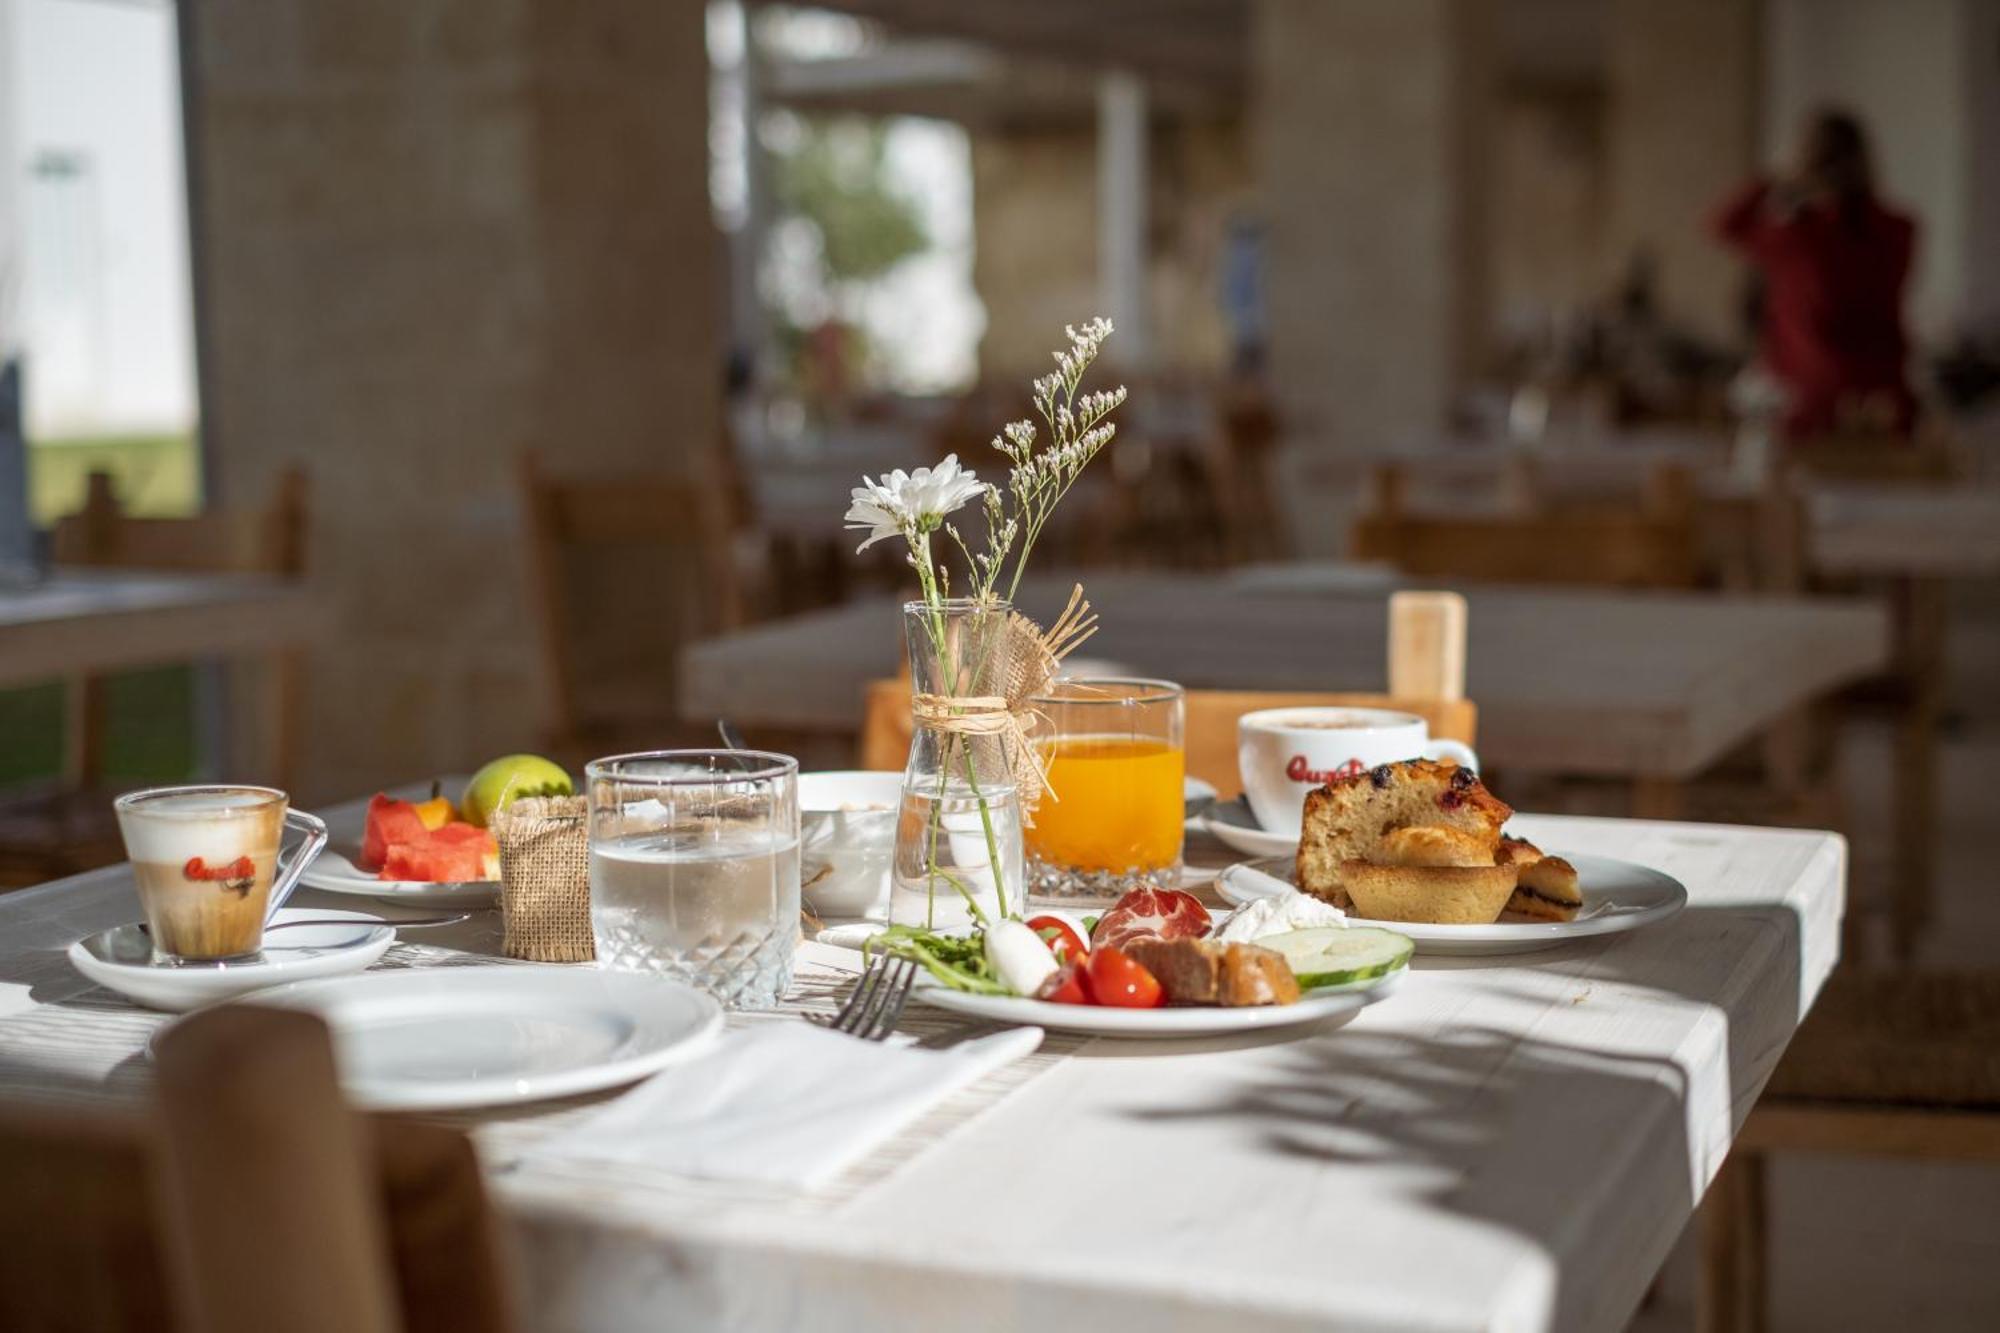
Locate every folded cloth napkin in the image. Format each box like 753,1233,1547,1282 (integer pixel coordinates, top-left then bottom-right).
528,1020,1044,1190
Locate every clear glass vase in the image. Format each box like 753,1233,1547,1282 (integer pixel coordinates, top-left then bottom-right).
890,599,1025,929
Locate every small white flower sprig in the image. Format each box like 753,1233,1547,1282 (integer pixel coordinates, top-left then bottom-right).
958,318,1126,604
843,317,1126,610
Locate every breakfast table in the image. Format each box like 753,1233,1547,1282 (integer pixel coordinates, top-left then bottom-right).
0,788,1846,1332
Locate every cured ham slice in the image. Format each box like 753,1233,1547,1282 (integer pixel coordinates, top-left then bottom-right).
1089,886,1210,953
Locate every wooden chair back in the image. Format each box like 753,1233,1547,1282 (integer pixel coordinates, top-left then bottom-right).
53,469,309,576
518,451,744,748
45,468,310,791
1352,461,1700,588
1780,429,1963,484
0,1006,515,1333
859,591,1476,799
0,1102,180,1332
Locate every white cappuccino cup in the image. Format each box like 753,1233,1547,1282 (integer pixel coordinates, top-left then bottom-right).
1237,706,1479,840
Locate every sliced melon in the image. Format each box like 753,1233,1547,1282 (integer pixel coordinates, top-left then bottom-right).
1257,926,1413,989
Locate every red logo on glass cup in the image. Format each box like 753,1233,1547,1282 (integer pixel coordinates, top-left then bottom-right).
1286,755,1365,786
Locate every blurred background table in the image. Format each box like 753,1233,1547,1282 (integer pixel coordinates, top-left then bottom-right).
0,571,319,691
682,571,1889,809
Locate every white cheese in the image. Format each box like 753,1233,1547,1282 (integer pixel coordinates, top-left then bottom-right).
985,919,1059,996
1213,891,1347,944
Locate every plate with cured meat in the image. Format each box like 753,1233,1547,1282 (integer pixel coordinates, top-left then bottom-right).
857,885,1412,1039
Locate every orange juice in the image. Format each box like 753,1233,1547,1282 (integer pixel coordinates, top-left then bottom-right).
1027,736,1185,873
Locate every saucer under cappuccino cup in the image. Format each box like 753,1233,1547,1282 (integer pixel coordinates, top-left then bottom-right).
113,785,328,962
1237,707,1479,840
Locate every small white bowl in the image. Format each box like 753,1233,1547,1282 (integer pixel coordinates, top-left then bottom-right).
798,770,902,919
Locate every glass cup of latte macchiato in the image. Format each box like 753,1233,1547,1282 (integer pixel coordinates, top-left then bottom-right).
113,785,329,963
1025,678,1186,899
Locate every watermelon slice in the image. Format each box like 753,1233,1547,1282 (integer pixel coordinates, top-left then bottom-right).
360,794,429,871
379,823,496,883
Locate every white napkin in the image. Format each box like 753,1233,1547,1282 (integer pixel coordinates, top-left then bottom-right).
529,1020,1044,1190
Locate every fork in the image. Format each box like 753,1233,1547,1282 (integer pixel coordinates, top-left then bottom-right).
822,954,917,1041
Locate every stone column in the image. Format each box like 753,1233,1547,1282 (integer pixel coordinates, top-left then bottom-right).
1252,0,1492,550
1251,0,1493,432
1604,0,1760,345
185,0,719,798
1097,69,1152,366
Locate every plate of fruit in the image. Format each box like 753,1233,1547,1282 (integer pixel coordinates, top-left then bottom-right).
300,755,573,906
873,886,1412,1039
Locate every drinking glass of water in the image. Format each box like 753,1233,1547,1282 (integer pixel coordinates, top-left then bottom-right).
586,750,800,1008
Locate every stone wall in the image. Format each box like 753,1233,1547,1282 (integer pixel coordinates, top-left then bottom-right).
185,0,719,799
971,117,1247,380
1603,0,1760,346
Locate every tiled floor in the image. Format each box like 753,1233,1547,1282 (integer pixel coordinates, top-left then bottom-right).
1634,583,2000,1331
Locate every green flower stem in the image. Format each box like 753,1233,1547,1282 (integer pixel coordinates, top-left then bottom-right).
961,746,1009,920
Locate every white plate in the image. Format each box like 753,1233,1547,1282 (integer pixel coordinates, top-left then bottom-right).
911,968,1401,1038
300,846,500,907
68,908,396,1012
1216,854,1688,956
179,966,724,1110
1193,796,1297,859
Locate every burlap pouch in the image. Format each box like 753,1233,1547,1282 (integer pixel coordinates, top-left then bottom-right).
491,795,593,962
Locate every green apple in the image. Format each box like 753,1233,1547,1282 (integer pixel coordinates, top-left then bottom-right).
461,754,573,827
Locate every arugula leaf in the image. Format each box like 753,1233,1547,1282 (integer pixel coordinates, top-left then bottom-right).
867,925,1011,995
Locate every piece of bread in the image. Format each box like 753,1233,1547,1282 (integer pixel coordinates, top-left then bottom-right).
1123,937,1302,1007
1297,760,1512,907
1338,860,1519,925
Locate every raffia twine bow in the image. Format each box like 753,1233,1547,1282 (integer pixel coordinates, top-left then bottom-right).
909,584,1097,823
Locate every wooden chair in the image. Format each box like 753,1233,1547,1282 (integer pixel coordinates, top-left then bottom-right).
1701,969,2000,1333
860,591,1476,787
1351,461,1701,588
0,469,309,887
0,1005,515,1333
518,451,744,765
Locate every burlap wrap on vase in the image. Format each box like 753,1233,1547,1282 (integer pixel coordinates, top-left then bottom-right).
490,795,593,962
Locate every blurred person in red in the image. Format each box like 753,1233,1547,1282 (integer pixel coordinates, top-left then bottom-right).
1710,108,1919,438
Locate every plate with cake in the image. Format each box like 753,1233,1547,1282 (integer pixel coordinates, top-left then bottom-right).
1216,759,1687,955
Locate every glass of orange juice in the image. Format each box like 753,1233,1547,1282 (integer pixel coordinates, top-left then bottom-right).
1025,678,1185,899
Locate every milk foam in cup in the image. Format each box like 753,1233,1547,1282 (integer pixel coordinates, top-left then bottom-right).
114,785,329,962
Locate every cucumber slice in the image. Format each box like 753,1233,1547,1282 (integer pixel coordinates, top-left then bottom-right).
1256,926,1413,988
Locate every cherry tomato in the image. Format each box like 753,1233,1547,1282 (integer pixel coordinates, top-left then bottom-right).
1086,946,1163,1008
1037,960,1091,1005
1026,915,1087,965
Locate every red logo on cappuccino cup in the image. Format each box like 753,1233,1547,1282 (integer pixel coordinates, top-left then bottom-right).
1286,755,1365,786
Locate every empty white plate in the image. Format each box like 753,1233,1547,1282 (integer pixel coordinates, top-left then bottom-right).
186,966,724,1110
299,846,501,907
1216,854,1688,956
913,968,1401,1038
69,908,396,1012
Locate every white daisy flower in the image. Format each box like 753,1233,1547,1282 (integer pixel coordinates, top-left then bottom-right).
844,454,987,552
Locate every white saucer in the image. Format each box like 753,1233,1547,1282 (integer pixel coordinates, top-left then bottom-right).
912,968,1401,1038
1216,854,1688,956
68,907,396,1012
1193,796,1297,859
300,846,500,908
179,967,724,1110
